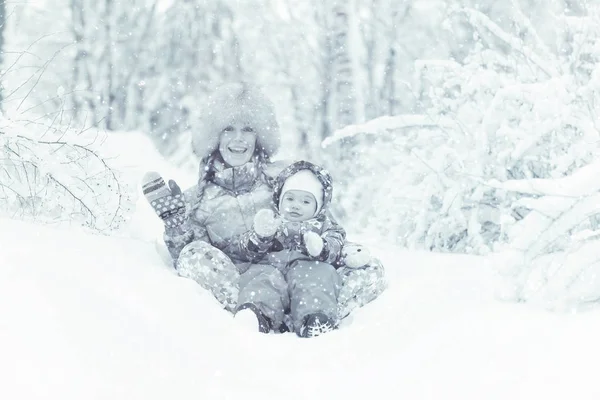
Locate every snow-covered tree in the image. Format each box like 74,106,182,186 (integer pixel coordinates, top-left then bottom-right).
68,0,161,130
329,1,358,131
324,2,600,263
0,0,6,106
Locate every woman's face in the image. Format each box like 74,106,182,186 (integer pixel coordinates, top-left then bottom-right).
218,122,257,167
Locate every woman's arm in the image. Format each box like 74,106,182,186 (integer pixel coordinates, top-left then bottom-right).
163,189,211,262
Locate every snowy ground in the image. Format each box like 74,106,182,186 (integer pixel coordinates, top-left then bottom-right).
2,213,600,400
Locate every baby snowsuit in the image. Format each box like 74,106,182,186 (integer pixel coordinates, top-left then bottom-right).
234,161,344,335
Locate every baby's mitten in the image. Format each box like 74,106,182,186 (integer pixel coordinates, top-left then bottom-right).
303,231,324,257
253,209,282,238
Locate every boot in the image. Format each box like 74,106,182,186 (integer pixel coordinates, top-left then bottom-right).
298,312,335,338
235,303,271,333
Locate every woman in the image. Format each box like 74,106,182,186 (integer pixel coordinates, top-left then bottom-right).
142,82,386,330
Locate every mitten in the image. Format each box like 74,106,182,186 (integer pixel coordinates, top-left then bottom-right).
141,171,186,228
342,243,371,268
303,231,324,257
253,209,282,238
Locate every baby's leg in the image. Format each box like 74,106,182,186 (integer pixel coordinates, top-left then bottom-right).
237,263,289,330
286,260,342,335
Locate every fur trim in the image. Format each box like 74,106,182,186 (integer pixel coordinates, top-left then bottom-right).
273,160,333,218
278,169,324,217
192,82,281,159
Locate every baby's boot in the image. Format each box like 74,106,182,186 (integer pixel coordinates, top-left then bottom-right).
298,312,336,338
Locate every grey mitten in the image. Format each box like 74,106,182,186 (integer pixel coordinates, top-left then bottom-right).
141,171,186,228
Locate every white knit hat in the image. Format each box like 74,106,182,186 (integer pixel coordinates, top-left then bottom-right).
278,169,324,217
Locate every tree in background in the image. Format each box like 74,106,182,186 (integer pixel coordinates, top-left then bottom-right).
322,0,600,254
329,1,358,131
69,0,160,130
5,0,600,260
1,0,472,160
0,0,5,106
3,0,241,160
149,0,243,158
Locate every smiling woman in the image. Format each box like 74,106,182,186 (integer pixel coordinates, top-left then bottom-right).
143,82,285,311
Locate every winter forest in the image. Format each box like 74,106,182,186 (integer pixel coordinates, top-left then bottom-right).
3,0,600,397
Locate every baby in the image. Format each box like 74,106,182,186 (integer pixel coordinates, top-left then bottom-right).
233,160,346,337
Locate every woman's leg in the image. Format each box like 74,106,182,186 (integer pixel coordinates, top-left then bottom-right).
337,258,387,320
176,240,241,312
286,260,342,334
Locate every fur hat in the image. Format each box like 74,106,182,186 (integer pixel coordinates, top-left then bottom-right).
279,169,324,217
192,82,281,159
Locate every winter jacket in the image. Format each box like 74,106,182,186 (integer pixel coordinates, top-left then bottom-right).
233,161,346,269
163,155,287,273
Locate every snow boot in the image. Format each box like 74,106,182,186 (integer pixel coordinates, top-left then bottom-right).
298,312,336,338
235,303,271,333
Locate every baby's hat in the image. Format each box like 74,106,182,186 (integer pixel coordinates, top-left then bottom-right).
279,169,324,216
273,160,333,218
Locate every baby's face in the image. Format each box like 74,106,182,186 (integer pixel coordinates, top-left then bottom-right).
280,190,317,221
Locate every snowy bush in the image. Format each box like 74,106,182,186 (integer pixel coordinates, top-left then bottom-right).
321,114,501,254
461,8,600,309
323,7,600,261
0,116,137,232
492,161,600,310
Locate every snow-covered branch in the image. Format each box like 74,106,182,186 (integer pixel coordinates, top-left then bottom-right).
322,114,460,148
454,7,559,78
0,116,134,232
487,158,600,198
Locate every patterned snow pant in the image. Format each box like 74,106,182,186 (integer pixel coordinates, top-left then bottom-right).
176,240,387,320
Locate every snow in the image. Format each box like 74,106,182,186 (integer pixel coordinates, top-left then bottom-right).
103,130,196,243
2,216,600,399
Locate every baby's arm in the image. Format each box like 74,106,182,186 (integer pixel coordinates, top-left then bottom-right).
303,210,346,264
228,209,282,262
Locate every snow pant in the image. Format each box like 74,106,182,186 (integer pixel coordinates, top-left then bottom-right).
175,240,387,319
237,260,342,333
176,240,242,312
337,257,387,319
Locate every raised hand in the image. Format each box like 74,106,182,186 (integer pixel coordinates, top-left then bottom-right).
141,171,186,228
253,209,282,238
303,231,324,257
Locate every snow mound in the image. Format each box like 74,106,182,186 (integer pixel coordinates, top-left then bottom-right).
1,219,599,400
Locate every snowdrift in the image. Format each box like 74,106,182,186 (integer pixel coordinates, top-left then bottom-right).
1,218,600,400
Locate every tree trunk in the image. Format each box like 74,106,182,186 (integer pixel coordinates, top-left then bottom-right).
382,46,397,115
330,1,356,131
0,0,6,107
104,0,114,130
